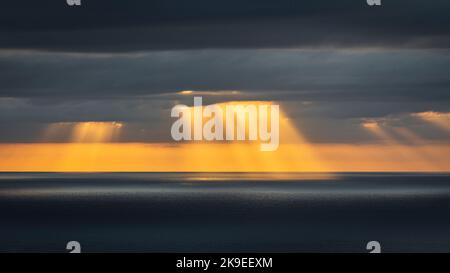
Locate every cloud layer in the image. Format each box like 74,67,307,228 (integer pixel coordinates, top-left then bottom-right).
1,1,449,145
1,0,450,51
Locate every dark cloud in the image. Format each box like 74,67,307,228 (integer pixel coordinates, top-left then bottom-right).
0,48,449,144
1,0,450,51
1,1,449,144
1,50,449,101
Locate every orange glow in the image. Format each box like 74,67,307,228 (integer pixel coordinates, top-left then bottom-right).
0,143,448,172
361,121,380,130
170,100,327,171
0,106,449,173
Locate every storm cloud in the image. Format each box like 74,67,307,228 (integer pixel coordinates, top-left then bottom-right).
1,49,450,101
0,1,449,144
1,0,450,52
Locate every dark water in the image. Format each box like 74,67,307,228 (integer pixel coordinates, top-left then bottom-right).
0,172,450,253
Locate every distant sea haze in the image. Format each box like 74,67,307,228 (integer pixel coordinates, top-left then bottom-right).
0,172,449,253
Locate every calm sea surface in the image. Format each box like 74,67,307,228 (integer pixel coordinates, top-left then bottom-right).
0,172,449,252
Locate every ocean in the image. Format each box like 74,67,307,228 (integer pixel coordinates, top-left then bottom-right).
0,172,449,253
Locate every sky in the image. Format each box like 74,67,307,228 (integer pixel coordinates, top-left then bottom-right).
0,0,449,172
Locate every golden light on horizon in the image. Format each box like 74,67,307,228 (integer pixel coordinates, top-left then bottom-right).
0,101,332,173
0,106,449,173
0,142,448,172
172,100,329,172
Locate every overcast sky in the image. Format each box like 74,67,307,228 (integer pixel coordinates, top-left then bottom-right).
0,0,449,143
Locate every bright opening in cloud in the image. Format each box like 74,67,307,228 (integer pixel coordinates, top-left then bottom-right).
412,111,450,132
0,108,449,172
